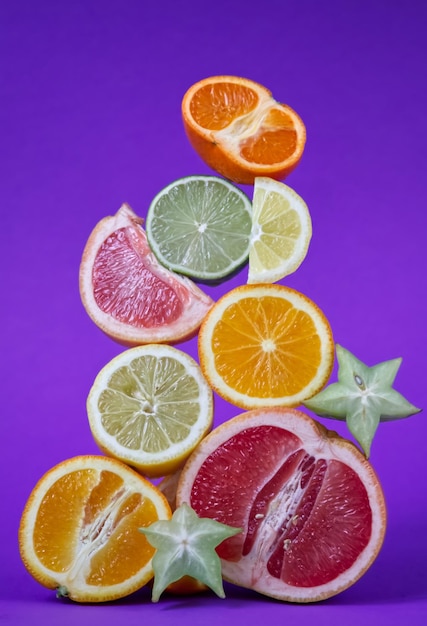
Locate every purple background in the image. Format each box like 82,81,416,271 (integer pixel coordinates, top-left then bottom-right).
2,1,426,624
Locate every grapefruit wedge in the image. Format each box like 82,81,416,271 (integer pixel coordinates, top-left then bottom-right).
79,204,214,345
176,408,387,603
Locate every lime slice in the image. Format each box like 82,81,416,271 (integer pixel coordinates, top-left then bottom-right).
86,344,213,477
248,177,312,284
146,175,252,281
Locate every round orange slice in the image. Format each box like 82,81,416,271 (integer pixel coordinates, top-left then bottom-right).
79,203,213,346
176,407,387,603
182,76,306,185
198,284,334,408
18,455,172,603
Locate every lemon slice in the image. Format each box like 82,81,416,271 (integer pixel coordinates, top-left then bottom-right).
248,177,312,284
87,345,213,477
146,175,252,282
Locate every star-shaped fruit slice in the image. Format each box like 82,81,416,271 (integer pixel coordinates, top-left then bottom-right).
139,502,241,602
304,344,421,457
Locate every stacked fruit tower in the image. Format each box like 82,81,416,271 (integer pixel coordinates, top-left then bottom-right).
19,76,419,605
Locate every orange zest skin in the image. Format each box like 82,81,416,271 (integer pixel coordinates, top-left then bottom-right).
182,76,306,185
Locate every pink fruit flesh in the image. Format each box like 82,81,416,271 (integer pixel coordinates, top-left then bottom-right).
189,425,372,588
92,227,184,327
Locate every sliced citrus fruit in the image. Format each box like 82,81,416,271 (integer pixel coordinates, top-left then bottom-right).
182,75,306,185
198,284,334,409
87,344,214,478
165,576,208,596
176,408,387,603
18,455,172,603
248,177,312,284
79,203,214,346
146,175,252,282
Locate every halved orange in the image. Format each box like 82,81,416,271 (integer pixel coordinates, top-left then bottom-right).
182,76,306,185
18,455,172,603
198,284,334,408
176,408,387,603
79,203,213,346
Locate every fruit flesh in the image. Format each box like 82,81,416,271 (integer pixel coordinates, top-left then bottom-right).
32,468,158,585
188,82,298,166
210,296,322,399
187,425,373,588
189,82,260,130
93,227,185,328
239,108,298,165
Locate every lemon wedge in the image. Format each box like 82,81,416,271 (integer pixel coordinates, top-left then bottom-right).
248,177,312,284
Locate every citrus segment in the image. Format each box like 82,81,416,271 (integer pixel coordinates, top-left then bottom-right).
176,408,387,603
146,175,252,282
166,576,208,595
79,203,213,346
248,177,312,284
18,455,172,603
198,284,334,408
182,76,306,185
87,344,214,477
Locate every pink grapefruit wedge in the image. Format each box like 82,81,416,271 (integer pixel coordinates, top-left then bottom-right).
79,204,214,345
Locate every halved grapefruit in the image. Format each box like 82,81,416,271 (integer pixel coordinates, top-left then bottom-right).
176,408,387,603
79,204,214,345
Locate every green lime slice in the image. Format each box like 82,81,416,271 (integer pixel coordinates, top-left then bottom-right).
146,175,252,281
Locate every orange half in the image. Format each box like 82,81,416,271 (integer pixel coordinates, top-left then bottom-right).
18,455,172,602
182,76,306,185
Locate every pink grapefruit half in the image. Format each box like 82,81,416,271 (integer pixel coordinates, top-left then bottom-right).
176,408,387,602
